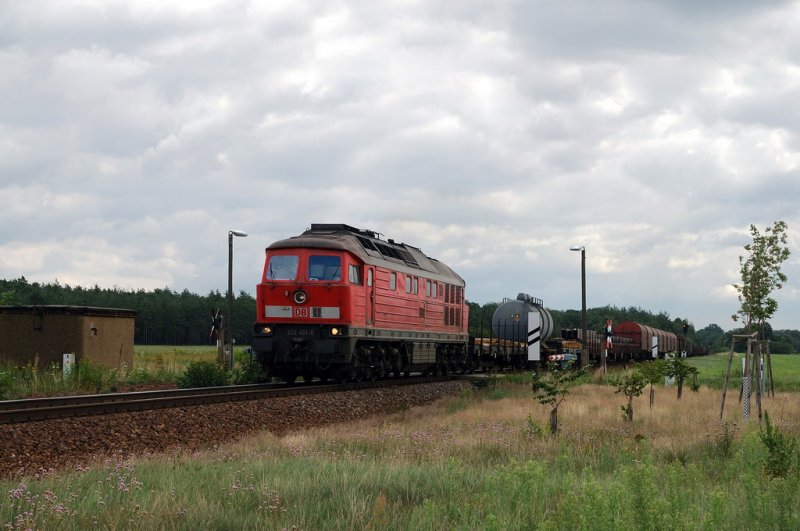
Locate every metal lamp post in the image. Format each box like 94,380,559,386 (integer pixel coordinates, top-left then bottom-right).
227,229,248,370
570,245,588,368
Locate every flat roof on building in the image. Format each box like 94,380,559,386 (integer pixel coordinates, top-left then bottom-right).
0,305,137,318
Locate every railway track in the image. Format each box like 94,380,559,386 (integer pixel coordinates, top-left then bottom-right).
0,376,456,424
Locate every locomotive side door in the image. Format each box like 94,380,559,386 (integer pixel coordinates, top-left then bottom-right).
366,267,375,325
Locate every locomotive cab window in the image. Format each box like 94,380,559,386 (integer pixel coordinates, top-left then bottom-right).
308,255,341,281
348,264,362,285
266,255,299,281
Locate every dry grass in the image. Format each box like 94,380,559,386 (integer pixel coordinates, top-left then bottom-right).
222,382,800,471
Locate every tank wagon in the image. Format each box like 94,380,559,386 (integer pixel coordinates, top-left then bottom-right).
251,224,469,382
476,293,555,368
491,294,555,344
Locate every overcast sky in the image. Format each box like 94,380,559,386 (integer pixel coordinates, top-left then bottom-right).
2,0,799,331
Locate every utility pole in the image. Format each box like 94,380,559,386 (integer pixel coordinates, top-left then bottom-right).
227,229,248,370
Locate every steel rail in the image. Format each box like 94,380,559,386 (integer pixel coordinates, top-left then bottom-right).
0,383,283,412
0,376,456,424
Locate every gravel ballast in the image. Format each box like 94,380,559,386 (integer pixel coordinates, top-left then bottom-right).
0,380,471,479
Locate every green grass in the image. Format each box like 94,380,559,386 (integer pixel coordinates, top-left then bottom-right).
688,352,800,392
130,345,219,385
0,345,250,399
3,382,800,529
6,444,796,530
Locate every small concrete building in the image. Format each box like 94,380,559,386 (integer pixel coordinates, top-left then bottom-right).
0,305,137,369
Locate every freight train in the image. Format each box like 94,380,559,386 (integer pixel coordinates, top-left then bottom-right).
251,224,699,382
479,295,703,368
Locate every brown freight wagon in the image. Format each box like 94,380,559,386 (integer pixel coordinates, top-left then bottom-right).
614,320,678,357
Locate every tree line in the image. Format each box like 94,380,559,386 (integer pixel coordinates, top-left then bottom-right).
0,277,256,346
2,276,797,352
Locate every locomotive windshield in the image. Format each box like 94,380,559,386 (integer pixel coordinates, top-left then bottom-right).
266,255,298,281
308,255,341,281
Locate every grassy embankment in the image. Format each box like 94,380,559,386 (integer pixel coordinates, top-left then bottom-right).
0,345,227,399
3,353,800,529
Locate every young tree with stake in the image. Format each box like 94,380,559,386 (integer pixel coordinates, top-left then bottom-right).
531,362,586,436
732,221,790,336
724,220,790,421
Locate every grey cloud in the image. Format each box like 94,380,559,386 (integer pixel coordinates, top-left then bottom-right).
1,0,800,329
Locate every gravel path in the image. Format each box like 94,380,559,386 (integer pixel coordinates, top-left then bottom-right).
0,380,471,479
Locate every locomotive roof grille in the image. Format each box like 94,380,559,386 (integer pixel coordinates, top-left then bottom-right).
355,235,377,251
375,243,397,259
356,234,420,268
396,248,419,266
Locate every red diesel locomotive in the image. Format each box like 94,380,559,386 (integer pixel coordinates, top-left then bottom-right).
251,224,469,382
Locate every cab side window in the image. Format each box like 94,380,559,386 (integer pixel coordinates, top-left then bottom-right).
348,264,362,285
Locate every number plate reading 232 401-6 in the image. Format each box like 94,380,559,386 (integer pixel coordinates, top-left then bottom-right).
286,329,315,337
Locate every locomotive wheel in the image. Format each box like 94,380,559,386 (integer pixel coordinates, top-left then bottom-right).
284,374,297,385
374,359,386,380
348,365,364,383
303,373,315,384
389,347,401,377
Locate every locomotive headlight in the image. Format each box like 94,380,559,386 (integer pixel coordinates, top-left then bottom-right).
329,327,346,337
259,325,273,336
293,290,307,304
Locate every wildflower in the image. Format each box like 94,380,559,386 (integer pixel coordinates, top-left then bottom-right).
8,484,27,500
